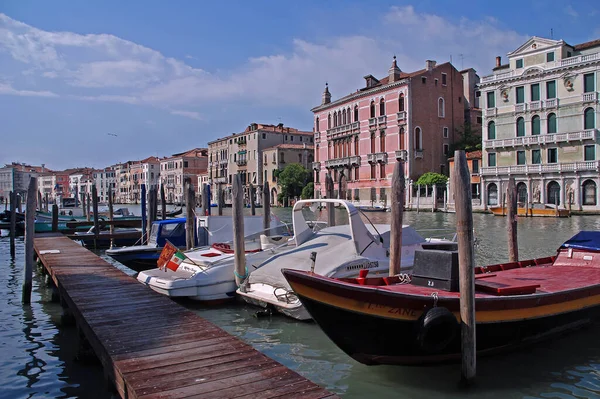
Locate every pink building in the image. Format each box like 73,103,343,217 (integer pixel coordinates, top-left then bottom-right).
311,57,480,205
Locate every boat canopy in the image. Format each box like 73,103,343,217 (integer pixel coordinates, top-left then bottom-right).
560,231,600,251
155,217,186,225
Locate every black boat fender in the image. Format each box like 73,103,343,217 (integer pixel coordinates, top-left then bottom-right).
416,306,458,353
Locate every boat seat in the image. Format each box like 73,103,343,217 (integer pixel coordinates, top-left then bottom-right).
475,276,540,296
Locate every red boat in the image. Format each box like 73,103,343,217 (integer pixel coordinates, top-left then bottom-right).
282,231,600,366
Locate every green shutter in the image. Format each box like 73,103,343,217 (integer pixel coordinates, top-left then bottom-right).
585,145,596,161
516,59,523,68
488,153,496,167
517,118,525,137
517,151,526,165
546,52,554,62
584,73,595,93
585,108,595,130
487,91,495,108
547,113,557,134
531,84,540,101
546,81,556,99
532,150,541,164
488,121,496,139
532,116,541,135
516,86,525,104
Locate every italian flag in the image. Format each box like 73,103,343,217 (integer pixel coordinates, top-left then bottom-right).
166,251,186,271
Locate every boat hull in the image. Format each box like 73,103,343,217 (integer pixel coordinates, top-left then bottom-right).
489,206,570,217
106,250,161,272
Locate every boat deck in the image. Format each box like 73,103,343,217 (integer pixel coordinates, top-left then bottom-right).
35,233,337,399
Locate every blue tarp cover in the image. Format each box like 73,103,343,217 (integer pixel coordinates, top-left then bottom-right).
560,231,600,251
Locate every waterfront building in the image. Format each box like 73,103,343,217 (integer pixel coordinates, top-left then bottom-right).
207,123,314,204
447,151,482,209
129,157,161,203
92,167,117,203
0,163,48,202
160,148,208,204
311,57,480,205
478,36,600,211
262,143,314,205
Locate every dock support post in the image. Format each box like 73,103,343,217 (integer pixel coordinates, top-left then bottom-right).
186,183,195,250
38,190,42,212
218,185,223,216
326,173,335,226
17,193,22,213
232,175,246,286
555,195,559,217
507,178,518,262
263,182,271,236
160,184,167,221
416,185,420,213
87,193,92,222
201,184,209,216
147,186,156,244
92,185,99,249
52,204,59,232
23,177,37,304
390,153,406,276
108,187,114,248
453,150,476,385
10,191,16,258
45,192,49,212
250,183,256,216
141,184,147,244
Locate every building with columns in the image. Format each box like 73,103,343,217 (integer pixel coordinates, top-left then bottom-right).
479,37,600,211
311,57,480,205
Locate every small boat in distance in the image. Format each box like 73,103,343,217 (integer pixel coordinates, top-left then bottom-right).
489,203,570,217
282,231,600,366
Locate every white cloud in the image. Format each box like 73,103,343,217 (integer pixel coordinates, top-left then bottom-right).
0,8,527,114
565,5,578,18
170,110,202,120
0,82,58,97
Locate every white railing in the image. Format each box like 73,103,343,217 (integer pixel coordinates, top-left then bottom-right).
368,118,377,127
545,98,558,108
367,152,388,164
529,101,542,111
485,108,497,117
325,156,361,168
377,116,387,126
312,162,321,170
219,159,228,165
213,177,227,184
315,132,320,140
481,161,600,176
414,149,423,159
583,92,598,103
326,121,360,138
483,129,598,149
397,111,407,122
515,103,526,113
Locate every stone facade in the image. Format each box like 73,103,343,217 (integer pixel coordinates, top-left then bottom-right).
479,36,600,211
160,148,208,204
311,57,480,206
262,143,314,205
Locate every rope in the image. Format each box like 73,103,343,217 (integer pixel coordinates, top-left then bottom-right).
234,265,248,280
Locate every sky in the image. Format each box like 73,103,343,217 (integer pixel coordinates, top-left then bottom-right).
1,0,598,171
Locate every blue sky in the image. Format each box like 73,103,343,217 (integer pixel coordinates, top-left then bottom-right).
1,0,598,170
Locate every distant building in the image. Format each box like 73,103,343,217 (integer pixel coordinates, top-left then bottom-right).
447,151,482,209
262,143,314,205
160,148,208,204
311,57,481,205
0,163,49,203
479,36,600,211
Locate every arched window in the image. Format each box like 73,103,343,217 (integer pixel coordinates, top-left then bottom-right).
399,93,405,112
414,127,422,150
370,101,376,118
547,113,557,134
315,117,319,132
380,131,385,152
517,182,527,204
487,183,498,205
370,132,376,153
308,154,314,163
584,107,595,130
333,112,338,127
342,109,346,125
298,154,303,163
264,170,267,182
354,105,359,122
438,98,445,118
488,121,496,140
547,181,560,206
516,117,525,137
328,114,331,129
354,136,359,155
280,152,285,163
347,108,351,124
531,115,541,135
380,98,385,116
272,169,277,182
583,180,597,205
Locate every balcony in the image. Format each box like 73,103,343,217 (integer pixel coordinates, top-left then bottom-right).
529,101,542,111
236,159,247,167
311,162,321,170
483,129,598,149
583,92,598,103
545,98,558,108
485,108,497,117
481,161,600,176
377,116,387,128
514,103,526,113
325,156,361,168
414,149,424,159
367,152,388,164
397,111,407,123
213,177,227,184
395,150,408,161
219,159,228,165
326,122,360,139
368,118,377,128
237,138,247,146
315,132,320,140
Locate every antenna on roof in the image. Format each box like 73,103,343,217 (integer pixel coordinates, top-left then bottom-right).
459,54,464,70
551,28,553,39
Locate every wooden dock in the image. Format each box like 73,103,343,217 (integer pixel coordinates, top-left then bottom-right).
34,233,337,399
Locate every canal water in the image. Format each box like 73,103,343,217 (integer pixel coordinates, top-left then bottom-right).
1,207,600,398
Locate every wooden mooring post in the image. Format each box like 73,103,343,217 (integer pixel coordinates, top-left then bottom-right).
389,154,405,276
507,178,518,262
92,185,99,249
141,184,147,244
147,186,157,243
232,175,246,286
10,191,16,258
44,192,49,212
453,150,476,385
201,184,210,216
326,173,335,226
263,182,270,236
186,183,195,249
160,184,167,221
37,190,42,212
108,187,114,248
250,183,256,216
51,203,59,232
218,185,223,216
23,177,37,304
87,193,92,222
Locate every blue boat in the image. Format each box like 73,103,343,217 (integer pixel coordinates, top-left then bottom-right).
106,218,191,272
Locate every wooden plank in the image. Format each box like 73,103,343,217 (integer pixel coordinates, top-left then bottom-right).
236,381,328,399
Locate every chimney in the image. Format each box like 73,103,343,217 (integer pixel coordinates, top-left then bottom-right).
321,82,331,105
388,55,402,82
41,163,45,173
496,56,501,67
425,60,437,71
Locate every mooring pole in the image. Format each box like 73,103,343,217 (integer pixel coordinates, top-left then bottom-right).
141,184,147,244
555,195,559,217
23,177,37,304
44,192,49,212
218,185,223,216
232,175,246,286
453,150,476,385
507,178,518,262
37,190,42,212
185,183,195,250
263,182,271,236
389,153,406,276
147,187,156,244
160,184,167,221
250,183,256,216
108,187,114,248
87,193,92,222
326,173,335,227
92,185,99,249
10,191,16,258
51,203,59,233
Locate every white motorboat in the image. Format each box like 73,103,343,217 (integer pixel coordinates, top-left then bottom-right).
136,217,291,302
236,199,457,320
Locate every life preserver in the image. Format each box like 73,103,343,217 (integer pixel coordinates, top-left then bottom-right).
416,307,458,353
211,242,261,254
